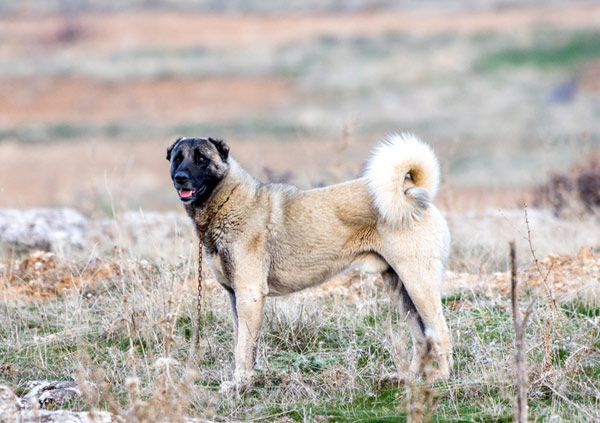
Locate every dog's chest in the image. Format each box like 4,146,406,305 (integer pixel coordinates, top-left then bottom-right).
205,249,233,289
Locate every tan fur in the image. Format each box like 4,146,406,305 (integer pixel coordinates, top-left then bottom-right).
183,156,452,390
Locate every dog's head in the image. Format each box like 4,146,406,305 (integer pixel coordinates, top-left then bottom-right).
167,137,230,205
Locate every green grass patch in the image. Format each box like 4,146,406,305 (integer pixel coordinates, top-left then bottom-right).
478,31,600,70
442,294,463,304
2,252,600,421
270,351,336,374
293,387,404,423
176,315,193,341
561,300,600,318
470,307,511,344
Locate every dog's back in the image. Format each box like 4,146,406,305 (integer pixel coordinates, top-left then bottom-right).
261,134,445,295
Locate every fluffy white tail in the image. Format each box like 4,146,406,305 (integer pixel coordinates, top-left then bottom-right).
364,133,441,227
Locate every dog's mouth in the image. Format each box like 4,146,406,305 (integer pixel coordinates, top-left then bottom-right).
178,185,207,203
179,189,195,198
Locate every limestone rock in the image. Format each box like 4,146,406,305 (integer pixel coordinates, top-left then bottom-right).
0,385,20,423
0,208,89,254
23,380,81,408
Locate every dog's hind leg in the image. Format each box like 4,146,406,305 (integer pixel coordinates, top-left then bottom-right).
400,261,452,379
382,269,431,376
383,262,452,379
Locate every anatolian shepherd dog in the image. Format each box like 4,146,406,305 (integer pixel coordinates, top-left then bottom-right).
167,134,452,390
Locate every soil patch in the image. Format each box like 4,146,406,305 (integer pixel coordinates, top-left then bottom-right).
3,5,599,54
445,245,600,299
0,251,120,301
0,76,291,125
3,247,598,303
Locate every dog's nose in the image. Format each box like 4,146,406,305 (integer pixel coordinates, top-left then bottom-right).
174,172,189,184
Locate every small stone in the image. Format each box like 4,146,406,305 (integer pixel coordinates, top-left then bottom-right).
23,380,81,408
0,385,21,423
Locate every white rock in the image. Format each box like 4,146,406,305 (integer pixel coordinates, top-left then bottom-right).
0,208,89,254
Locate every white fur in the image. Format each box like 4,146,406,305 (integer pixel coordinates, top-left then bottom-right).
364,133,441,227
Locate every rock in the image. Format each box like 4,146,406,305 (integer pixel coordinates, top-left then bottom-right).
0,384,20,423
0,208,195,256
446,208,600,268
19,409,115,423
0,208,90,254
92,210,193,256
0,383,224,423
23,380,81,408
118,210,192,241
0,384,107,423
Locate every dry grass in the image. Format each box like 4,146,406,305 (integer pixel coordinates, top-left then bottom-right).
2,3,600,421
1,213,599,422
2,133,599,420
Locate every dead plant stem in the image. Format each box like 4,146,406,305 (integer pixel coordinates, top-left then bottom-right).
510,241,532,423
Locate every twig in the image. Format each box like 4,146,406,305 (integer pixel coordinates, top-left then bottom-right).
406,334,440,423
510,241,533,423
523,205,562,378
524,205,557,311
542,381,599,421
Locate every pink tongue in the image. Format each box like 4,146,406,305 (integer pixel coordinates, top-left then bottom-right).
180,190,193,198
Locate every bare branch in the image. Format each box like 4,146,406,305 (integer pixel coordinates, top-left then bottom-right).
510,241,529,423
524,205,557,310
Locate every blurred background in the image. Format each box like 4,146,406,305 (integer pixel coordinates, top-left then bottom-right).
0,0,599,215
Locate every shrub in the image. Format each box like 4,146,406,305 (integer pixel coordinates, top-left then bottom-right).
535,155,600,216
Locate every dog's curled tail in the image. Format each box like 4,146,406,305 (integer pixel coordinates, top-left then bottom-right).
364,133,440,227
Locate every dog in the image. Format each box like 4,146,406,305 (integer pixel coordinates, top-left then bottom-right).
167,134,452,389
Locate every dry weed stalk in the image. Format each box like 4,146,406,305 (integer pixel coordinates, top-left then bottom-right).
523,205,557,311
71,252,208,423
405,336,440,423
76,326,199,423
510,241,534,423
522,205,564,379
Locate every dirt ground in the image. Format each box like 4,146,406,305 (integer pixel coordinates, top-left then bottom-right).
0,77,292,125
2,245,598,304
4,5,599,53
2,4,598,124
0,136,533,211
1,6,599,422
0,4,598,209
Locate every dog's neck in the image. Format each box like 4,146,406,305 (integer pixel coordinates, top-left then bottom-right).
185,159,259,235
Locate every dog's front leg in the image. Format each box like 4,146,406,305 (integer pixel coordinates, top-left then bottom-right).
232,287,265,389
224,286,239,349
218,242,269,393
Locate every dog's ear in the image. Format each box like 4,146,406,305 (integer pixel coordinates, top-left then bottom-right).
167,137,184,161
208,137,230,161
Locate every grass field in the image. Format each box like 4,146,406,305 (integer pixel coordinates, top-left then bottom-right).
1,2,600,422
1,209,600,422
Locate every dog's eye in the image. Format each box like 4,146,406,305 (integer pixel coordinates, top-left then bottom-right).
194,153,206,164
174,154,183,163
